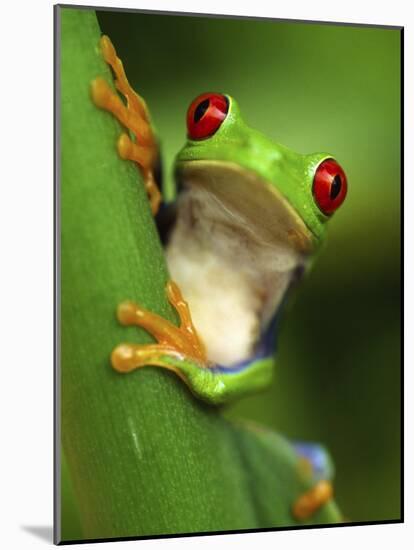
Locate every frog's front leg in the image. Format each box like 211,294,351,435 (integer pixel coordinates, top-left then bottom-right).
91,35,161,214
111,281,219,402
111,281,274,405
112,280,206,371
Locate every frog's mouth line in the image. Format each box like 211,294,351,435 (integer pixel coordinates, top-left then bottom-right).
162,160,312,368
175,160,316,254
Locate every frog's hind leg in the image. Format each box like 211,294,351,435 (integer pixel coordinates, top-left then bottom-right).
90,35,161,214
292,442,335,521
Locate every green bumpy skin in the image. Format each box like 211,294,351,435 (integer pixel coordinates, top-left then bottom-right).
161,356,274,406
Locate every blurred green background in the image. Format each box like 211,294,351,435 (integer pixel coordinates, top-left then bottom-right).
62,8,401,536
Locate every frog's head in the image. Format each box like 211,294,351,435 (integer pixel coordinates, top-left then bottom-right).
175,93,347,255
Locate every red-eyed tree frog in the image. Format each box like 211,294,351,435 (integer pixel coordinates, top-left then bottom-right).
91,35,347,408
91,35,348,523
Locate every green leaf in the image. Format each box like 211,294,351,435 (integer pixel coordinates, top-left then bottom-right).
59,6,342,542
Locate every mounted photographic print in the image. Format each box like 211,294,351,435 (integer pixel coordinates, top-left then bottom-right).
55,4,403,544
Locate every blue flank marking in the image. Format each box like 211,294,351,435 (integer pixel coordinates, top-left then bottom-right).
292,442,331,481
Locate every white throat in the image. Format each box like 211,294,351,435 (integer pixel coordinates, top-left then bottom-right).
166,185,302,366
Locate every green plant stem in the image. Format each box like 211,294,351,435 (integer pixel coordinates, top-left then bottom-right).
60,6,256,539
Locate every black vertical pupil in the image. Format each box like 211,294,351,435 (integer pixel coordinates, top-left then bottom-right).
194,99,210,123
330,175,342,200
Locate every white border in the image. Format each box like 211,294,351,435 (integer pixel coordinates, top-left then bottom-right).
1,0,409,548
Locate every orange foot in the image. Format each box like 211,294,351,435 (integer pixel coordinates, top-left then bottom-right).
292,480,334,521
111,281,207,379
90,35,161,215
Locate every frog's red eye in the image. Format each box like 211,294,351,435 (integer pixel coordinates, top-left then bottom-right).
312,159,348,215
187,93,229,140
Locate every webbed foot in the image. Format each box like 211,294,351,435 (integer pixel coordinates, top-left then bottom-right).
91,35,161,214
111,281,207,379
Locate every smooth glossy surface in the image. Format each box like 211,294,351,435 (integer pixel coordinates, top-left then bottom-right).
312,158,348,215
186,92,229,140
